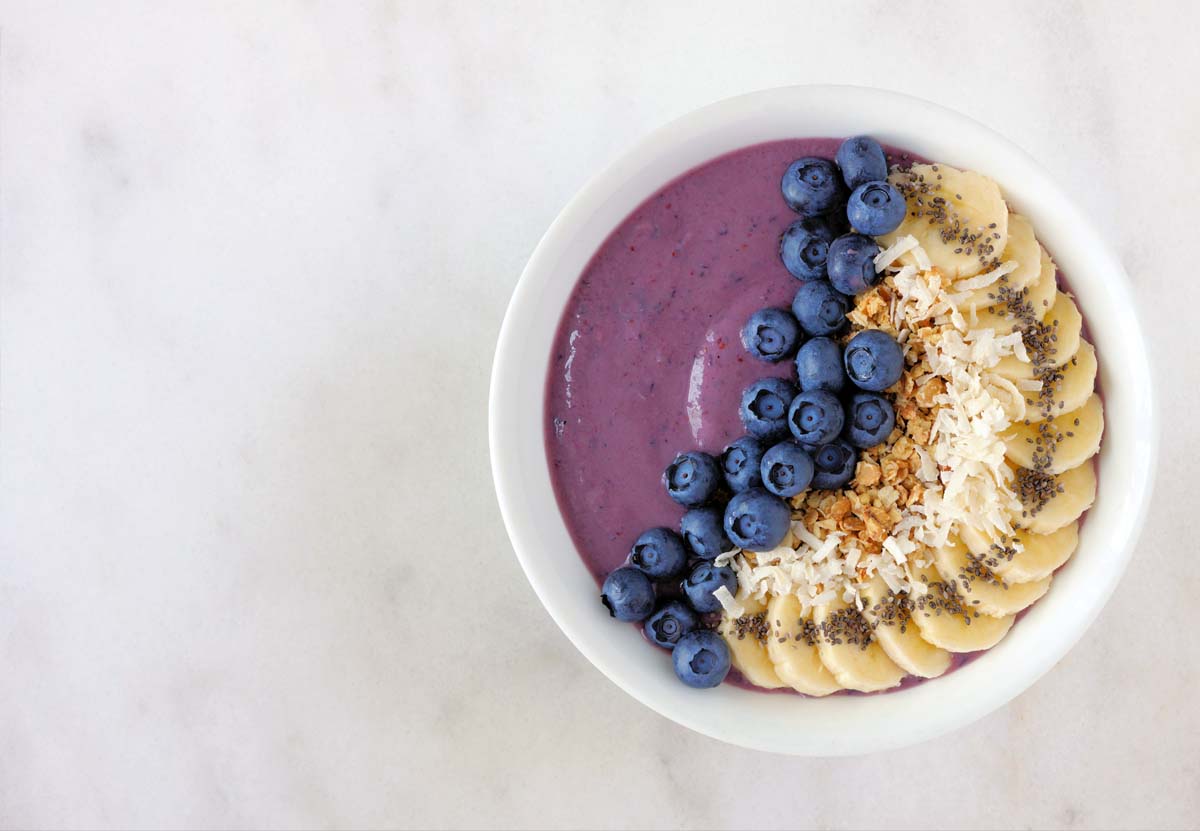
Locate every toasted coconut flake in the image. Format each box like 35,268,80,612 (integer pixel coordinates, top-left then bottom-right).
884,253,1028,548
955,260,1019,292
712,585,744,618
874,234,920,270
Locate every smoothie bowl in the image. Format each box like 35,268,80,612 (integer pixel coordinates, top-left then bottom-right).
490,87,1156,755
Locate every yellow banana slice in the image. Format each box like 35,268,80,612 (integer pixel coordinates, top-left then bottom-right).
959,522,1080,584
907,565,1015,652
879,163,1009,279
719,593,786,689
1041,292,1083,370
932,536,1051,616
959,215,1043,330
1012,460,1097,535
993,289,1082,380
994,213,1041,292
1021,340,1097,423
1003,393,1104,474
765,593,842,696
1023,246,1060,318
985,249,1058,379
812,596,906,692
965,294,1021,335
859,575,951,678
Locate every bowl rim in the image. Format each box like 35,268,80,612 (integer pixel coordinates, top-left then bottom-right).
489,84,1158,755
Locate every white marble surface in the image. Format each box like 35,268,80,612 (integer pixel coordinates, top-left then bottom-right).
1,2,1197,828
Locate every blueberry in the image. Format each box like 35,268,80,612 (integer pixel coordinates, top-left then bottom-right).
724,487,792,551
739,378,798,441
794,336,847,393
600,567,655,621
672,629,731,689
680,506,733,561
781,157,846,217
779,216,837,280
644,600,699,650
791,280,851,337
628,527,688,580
844,392,896,449
681,562,738,614
759,440,815,498
836,136,888,190
843,329,904,392
741,307,801,362
787,389,845,446
720,435,765,493
810,439,859,490
663,451,722,507
847,181,906,236
827,233,882,296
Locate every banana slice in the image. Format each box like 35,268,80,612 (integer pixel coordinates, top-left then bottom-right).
907,564,1015,652
1003,393,1104,474
932,535,1051,616
812,596,906,692
1024,246,1060,317
1021,340,1097,423
994,213,1041,291
959,522,1080,584
879,163,1008,279
859,575,952,678
993,289,1082,380
719,593,786,690
959,214,1042,324
1041,292,1083,369
1013,460,1097,535
765,593,842,696
988,250,1058,379
964,293,1020,335
993,358,1032,382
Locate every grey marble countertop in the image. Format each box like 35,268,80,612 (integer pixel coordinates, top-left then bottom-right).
2,2,1197,829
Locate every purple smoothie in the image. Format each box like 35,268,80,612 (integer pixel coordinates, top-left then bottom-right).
546,139,834,577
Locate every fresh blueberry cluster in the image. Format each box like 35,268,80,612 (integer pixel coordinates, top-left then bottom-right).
779,136,904,291
600,512,737,689
731,136,908,497
732,320,902,503
599,136,909,691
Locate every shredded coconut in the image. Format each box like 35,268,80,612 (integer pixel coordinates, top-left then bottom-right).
874,234,920,270
885,243,1028,548
953,259,1019,293
711,585,743,618
913,245,932,272
727,521,926,613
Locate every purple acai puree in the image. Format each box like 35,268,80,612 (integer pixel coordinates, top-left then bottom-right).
544,139,825,578
544,138,922,581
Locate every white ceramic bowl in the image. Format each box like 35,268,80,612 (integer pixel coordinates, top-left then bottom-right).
489,86,1156,755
